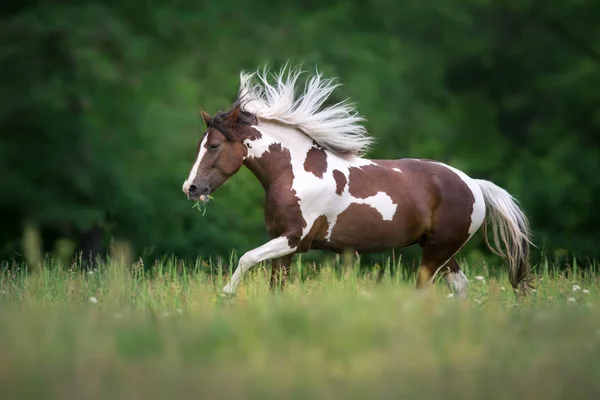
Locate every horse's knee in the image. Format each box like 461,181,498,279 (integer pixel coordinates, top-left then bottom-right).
238,253,256,270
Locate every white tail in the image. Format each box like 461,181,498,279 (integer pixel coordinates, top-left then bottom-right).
475,179,534,294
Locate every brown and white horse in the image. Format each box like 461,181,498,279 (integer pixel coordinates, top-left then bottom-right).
182,65,534,299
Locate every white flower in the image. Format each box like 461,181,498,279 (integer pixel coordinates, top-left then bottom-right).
474,276,485,281
500,287,506,292
567,297,576,303
447,293,454,298
583,289,590,295
89,296,98,304
573,285,581,292
88,270,94,275
531,289,537,293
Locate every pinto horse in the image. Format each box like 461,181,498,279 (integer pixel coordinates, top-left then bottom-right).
182,65,534,299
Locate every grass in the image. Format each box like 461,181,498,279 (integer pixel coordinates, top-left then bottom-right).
1,252,600,399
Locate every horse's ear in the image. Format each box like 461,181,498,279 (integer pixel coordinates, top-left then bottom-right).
199,108,212,127
227,104,241,125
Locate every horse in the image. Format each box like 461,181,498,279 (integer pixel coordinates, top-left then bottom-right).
182,64,534,299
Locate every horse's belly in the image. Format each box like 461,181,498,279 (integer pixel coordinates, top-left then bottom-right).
316,202,427,253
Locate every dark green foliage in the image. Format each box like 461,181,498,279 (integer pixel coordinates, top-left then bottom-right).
1,0,599,267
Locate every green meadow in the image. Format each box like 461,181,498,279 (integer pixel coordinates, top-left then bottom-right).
1,252,599,400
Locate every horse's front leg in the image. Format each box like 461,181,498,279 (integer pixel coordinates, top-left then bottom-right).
223,237,297,295
270,254,293,291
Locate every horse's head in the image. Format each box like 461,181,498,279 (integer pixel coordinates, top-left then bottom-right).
182,104,260,202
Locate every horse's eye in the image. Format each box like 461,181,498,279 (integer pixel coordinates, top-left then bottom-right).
209,143,220,151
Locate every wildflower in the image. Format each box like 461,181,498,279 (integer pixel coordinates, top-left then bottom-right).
447,293,454,298
88,270,94,275
474,276,484,281
567,297,576,303
583,289,590,295
573,285,581,292
531,289,537,293
89,296,98,304
500,287,506,292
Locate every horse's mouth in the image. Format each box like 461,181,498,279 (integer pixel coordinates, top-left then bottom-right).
188,193,210,203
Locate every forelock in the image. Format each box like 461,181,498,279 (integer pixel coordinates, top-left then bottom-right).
209,108,258,141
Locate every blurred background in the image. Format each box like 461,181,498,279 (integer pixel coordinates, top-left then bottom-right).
1,0,599,271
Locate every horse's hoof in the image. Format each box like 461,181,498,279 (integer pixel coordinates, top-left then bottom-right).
221,284,236,297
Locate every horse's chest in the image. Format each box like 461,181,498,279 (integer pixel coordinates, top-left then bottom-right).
263,189,306,237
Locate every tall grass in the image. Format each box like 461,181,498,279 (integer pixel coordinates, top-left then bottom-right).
0,252,599,399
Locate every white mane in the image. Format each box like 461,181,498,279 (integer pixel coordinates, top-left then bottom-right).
237,64,375,157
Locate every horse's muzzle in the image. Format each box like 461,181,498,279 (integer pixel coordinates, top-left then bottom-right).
187,183,210,202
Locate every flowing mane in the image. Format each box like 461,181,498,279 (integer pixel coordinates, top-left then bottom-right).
236,64,375,157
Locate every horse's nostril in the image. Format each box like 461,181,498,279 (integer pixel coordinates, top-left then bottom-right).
188,184,198,195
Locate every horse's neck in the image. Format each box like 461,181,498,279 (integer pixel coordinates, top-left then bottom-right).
243,121,320,191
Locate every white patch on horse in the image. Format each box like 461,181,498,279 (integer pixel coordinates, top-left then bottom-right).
433,162,486,237
243,135,278,159
182,134,208,194
392,168,402,173
249,122,398,241
352,193,396,221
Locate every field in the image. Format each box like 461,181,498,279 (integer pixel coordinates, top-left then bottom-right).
1,251,600,400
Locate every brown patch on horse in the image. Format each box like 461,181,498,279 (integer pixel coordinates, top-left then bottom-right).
327,203,412,252
413,161,475,286
303,142,328,178
297,215,330,252
332,170,346,195
244,143,306,248
323,159,475,254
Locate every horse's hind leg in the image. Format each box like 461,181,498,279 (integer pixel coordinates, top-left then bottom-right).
270,254,293,291
415,234,470,299
441,258,469,299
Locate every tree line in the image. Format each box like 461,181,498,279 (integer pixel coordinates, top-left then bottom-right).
2,0,599,270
